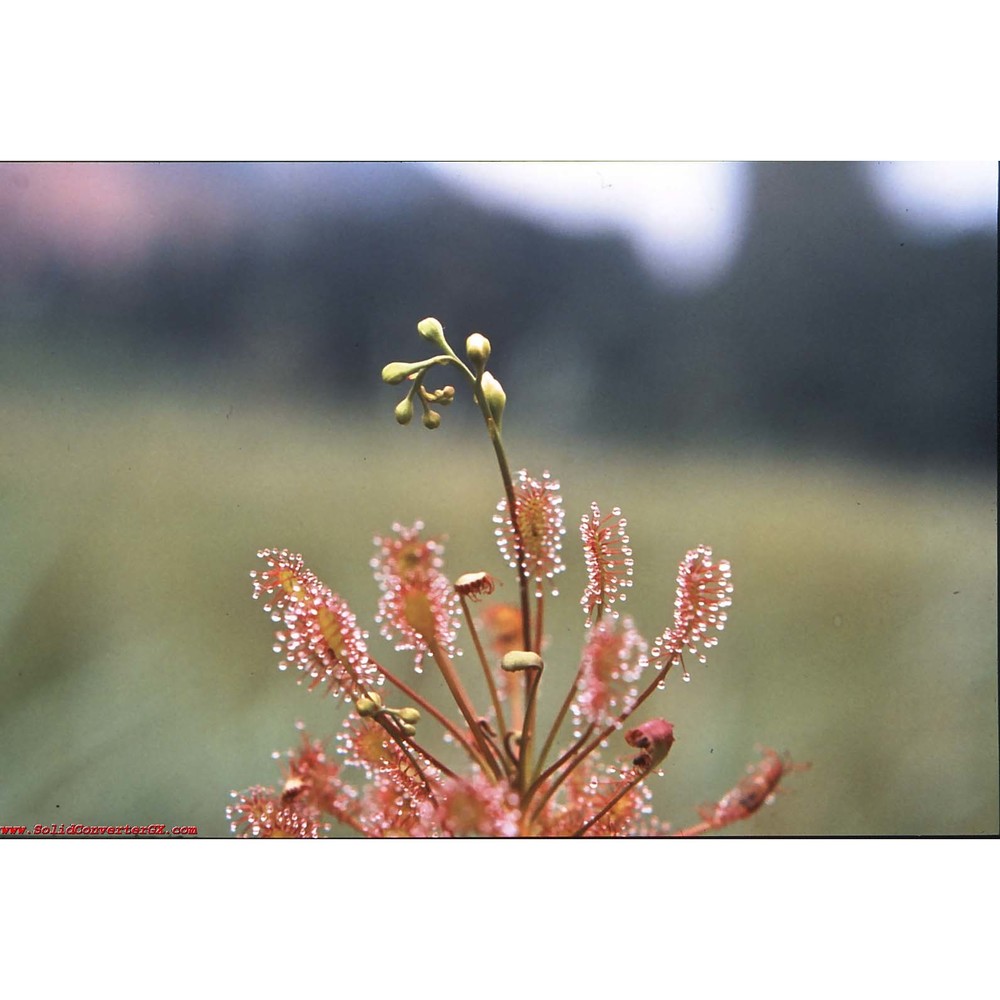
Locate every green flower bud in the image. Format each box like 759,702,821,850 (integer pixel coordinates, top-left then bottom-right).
466,333,491,373
394,397,414,425
417,317,448,350
398,722,418,737
382,361,419,385
481,371,506,428
394,707,421,724
422,410,441,430
355,692,383,717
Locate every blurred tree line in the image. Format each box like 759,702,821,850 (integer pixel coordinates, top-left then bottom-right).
1,161,995,466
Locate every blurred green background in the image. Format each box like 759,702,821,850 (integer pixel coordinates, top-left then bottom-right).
1,389,994,835
0,161,995,836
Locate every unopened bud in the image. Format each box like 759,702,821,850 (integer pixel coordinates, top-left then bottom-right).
382,361,417,385
394,707,421,725
501,650,543,672
466,333,491,373
355,693,384,717
481,371,506,428
398,722,418,737
417,317,447,349
422,410,441,430
395,397,414,425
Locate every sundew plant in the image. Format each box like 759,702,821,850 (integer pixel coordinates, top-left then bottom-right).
229,318,808,837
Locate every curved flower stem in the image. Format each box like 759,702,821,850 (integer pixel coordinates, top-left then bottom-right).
438,350,533,654
468,385,532,652
426,344,545,788
459,593,509,744
571,768,647,837
427,636,504,780
482,415,533,653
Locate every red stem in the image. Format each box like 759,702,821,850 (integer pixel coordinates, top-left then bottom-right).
571,767,647,837
528,653,680,822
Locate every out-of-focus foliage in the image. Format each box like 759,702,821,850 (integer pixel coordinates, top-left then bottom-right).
0,392,995,835
1,162,995,466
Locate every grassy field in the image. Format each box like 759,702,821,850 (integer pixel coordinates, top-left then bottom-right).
1,384,996,836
